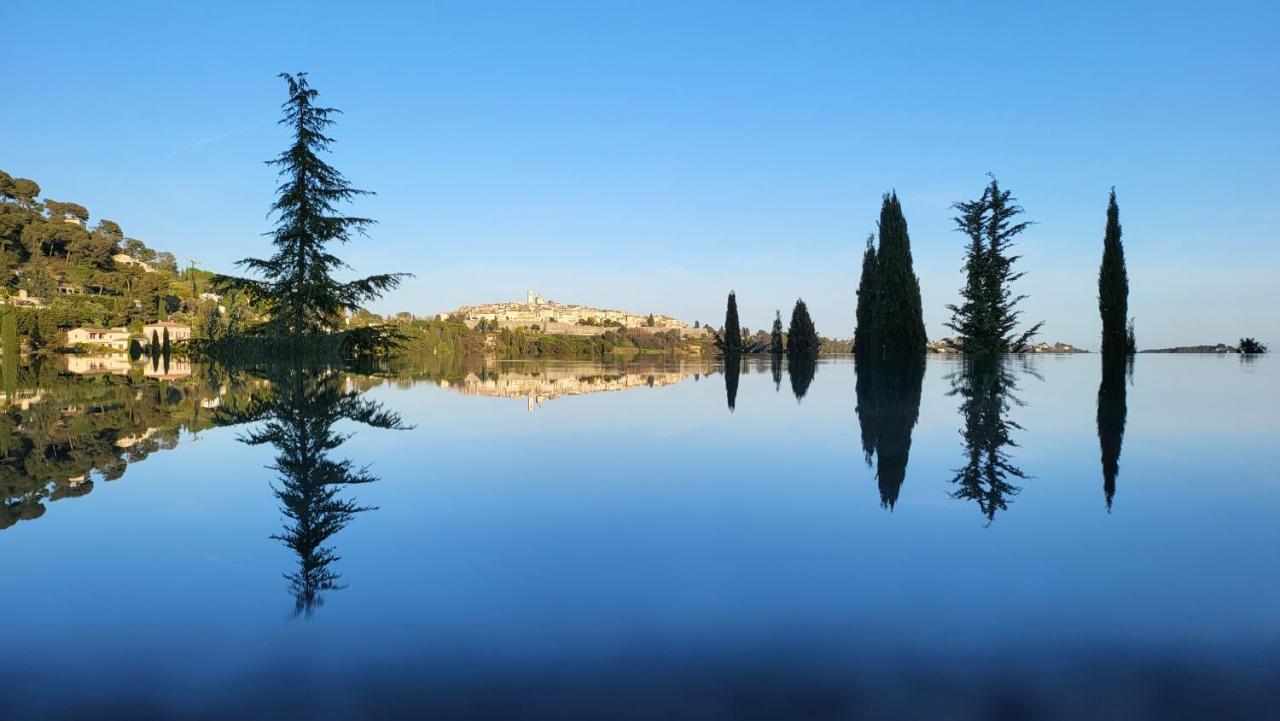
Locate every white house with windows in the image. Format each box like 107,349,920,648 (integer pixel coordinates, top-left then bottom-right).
65,327,130,351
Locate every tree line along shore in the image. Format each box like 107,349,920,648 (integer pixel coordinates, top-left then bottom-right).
2,73,1268,364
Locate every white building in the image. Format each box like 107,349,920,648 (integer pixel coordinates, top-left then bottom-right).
65,327,130,351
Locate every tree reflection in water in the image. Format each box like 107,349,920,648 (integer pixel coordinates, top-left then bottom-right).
855,357,925,510
1096,356,1130,511
230,365,408,616
787,357,816,401
947,357,1032,525
723,357,740,412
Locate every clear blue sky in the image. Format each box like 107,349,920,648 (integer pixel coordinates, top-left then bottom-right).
6,1,1277,348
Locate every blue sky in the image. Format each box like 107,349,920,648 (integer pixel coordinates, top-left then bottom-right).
6,1,1277,348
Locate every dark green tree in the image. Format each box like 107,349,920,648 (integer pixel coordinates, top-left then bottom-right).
717,291,742,355
1126,319,1137,354
870,193,927,357
786,298,821,361
1239,338,1268,354
769,310,785,354
945,177,1044,354
151,329,160,355
218,73,408,349
853,234,877,355
1098,188,1129,356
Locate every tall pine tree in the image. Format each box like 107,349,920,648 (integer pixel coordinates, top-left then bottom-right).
945,177,1043,354
220,73,407,348
770,310,785,354
786,298,821,360
719,290,742,355
853,234,877,355
869,193,927,357
1098,188,1129,356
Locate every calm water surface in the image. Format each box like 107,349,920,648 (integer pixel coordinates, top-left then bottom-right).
2,354,1277,719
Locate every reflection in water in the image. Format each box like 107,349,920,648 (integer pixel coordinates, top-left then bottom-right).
1,360,230,531
855,357,925,509
947,358,1030,524
787,357,816,401
230,366,407,616
770,354,782,391
1097,356,1130,510
724,357,740,412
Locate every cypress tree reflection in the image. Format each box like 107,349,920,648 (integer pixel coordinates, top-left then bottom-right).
1097,356,1129,511
947,358,1029,524
724,357,741,412
770,353,782,392
233,365,407,616
855,357,925,509
788,357,817,401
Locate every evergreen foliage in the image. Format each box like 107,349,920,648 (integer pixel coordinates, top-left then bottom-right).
216,73,408,353
1238,337,1268,354
769,310,785,354
1125,319,1137,354
948,357,1028,524
1098,188,1130,356
853,235,877,355
717,291,742,355
869,193,927,357
945,177,1044,354
786,298,821,360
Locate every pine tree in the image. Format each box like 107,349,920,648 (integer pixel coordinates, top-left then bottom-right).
719,291,742,355
853,234,877,355
786,298,821,360
220,73,407,348
870,193,927,357
1098,188,1129,356
945,177,1044,354
770,310,785,354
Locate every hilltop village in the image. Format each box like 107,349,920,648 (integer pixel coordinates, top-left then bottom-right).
442,291,708,338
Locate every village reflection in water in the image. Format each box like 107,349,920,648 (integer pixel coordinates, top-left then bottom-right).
1,352,1141,613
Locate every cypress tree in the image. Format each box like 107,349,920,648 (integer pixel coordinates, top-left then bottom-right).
1,303,18,360
870,193,927,357
151,329,160,354
770,310,785,354
786,298,821,360
1097,355,1128,511
157,297,167,322
162,327,171,358
1098,188,1129,356
719,291,742,355
219,73,407,348
945,177,1043,354
853,234,877,355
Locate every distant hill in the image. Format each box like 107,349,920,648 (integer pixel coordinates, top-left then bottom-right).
1141,343,1239,353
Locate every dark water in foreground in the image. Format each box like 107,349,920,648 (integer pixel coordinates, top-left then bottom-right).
2,354,1277,720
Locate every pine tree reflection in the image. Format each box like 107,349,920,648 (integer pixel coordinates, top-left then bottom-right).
947,358,1029,524
788,357,817,401
232,365,407,616
855,357,925,509
724,357,740,412
770,354,782,392
1096,356,1129,511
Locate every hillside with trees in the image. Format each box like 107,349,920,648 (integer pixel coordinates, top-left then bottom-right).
0,168,237,349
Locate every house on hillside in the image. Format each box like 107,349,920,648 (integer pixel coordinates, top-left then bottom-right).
143,322,192,348
112,254,155,273
65,327,130,351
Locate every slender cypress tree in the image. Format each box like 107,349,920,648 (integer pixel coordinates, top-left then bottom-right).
945,177,1043,354
786,298,821,360
1098,188,1129,356
770,310,785,354
719,291,742,355
853,235,877,355
157,297,167,322
870,193,927,357
1097,355,1128,511
220,73,407,348
151,329,160,354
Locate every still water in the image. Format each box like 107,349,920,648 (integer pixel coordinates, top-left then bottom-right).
2,354,1277,719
